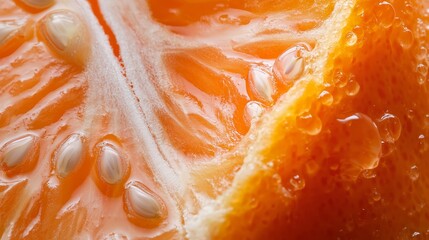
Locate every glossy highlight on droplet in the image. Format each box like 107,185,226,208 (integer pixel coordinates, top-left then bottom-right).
335,113,382,181
318,90,334,106
296,112,322,136
377,113,401,143
375,1,396,28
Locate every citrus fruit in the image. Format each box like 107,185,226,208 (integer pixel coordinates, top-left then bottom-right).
0,0,429,239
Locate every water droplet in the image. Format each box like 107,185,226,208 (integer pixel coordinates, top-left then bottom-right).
39,10,89,66
417,63,428,76
1,134,37,168
398,27,414,49
98,144,125,185
409,165,419,181
371,188,381,202
243,101,265,127
333,69,348,88
345,31,358,46
418,75,426,85
296,112,322,136
289,174,305,191
273,43,311,85
336,113,382,181
377,113,402,143
21,0,55,9
345,75,360,96
247,65,276,104
124,182,164,219
305,160,319,176
318,90,334,106
55,134,84,178
418,134,428,153
375,1,396,28
412,232,422,239
418,46,427,58
407,109,415,119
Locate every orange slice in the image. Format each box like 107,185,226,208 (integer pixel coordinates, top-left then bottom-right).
0,0,429,239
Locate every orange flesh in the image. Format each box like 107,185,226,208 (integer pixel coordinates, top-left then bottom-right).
0,0,429,239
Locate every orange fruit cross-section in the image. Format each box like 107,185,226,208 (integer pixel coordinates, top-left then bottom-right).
1,0,429,239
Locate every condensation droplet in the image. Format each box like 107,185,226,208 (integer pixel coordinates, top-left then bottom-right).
417,63,428,76
397,27,414,49
378,113,402,143
39,10,89,66
336,113,382,181
289,174,305,191
98,144,124,185
409,165,419,181
55,134,84,177
21,0,55,9
371,188,381,202
345,75,360,96
243,101,265,127
318,90,334,106
1,134,37,168
247,65,276,104
418,46,427,59
375,1,396,28
333,69,348,88
125,182,163,219
418,134,428,153
407,109,415,119
296,112,322,136
273,43,311,85
412,232,422,239
345,31,358,46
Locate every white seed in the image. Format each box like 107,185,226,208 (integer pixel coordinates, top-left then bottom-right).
127,184,161,219
247,66,275,104
21,0,54,9
39,10,89,66
273,43,311,85
1,135,36,168
0,22,19,46
243,101,265,127
56,134,83,177
98,145,124,184
42,11,81,51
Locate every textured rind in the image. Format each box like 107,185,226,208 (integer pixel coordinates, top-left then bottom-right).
185,1,355,238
